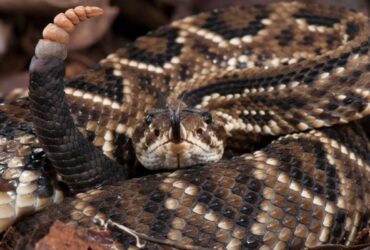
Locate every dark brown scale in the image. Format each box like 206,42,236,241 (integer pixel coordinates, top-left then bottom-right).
222,207,237,219
325,102,339,111
359,40,370,54
156,209,171,221
236,216,249,227
208,198,224,211
309,219,322,234
275,28,294,46
346,23,359,40
197,192,213,203
192,42,224,65
243,235,261,249
214,187,230,199
139,75,152,87
326,34,338,49
178,64,190,81
25,148,47,171
200,221,216,234
244,191,259,204
302,35,314,46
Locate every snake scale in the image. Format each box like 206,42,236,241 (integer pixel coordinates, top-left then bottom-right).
0,2,370,249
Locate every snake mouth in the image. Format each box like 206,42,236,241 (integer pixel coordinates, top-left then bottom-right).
148,139,210,154
138,135,224,170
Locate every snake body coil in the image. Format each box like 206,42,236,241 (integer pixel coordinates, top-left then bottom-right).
0,2,370,249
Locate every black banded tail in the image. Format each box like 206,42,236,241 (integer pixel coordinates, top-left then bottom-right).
29,6,127,193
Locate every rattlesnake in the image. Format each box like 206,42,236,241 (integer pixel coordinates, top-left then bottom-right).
0,2,370,249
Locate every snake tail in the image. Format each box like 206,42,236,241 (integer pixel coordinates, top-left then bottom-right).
29,6,127,193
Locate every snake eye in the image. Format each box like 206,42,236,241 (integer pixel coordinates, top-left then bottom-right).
154,129,160,137
196,128,204,136
202,112,212,124
144,114,153,126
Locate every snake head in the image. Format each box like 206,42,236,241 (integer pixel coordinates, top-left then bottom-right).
132,108,226,170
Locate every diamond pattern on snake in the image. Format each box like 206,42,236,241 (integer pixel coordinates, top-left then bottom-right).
0,2,369,249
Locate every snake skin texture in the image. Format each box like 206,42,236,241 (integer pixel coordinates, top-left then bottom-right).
0,2,370,249
2,123,370,249
0,98,63,233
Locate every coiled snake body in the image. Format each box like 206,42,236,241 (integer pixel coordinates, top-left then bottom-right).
0,2,370,249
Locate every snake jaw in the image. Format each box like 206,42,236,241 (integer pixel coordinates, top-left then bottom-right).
136,139,224,170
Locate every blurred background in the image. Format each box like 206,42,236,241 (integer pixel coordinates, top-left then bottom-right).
0,0,368,96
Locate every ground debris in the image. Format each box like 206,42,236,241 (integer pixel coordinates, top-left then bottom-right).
35,220,115,250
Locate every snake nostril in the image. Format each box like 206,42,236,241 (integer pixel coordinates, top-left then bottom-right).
144,114,153,126
154,129,160,137
196,128,204,136
202,112,212,124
